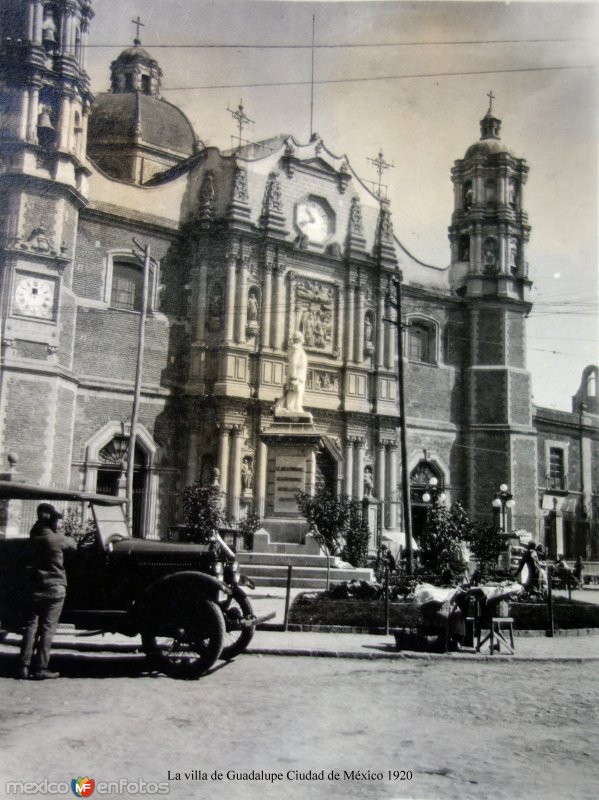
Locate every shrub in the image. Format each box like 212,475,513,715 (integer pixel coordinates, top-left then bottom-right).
295,490,371,567
237,511,262,550
179,481,225,543
417,502,471,574
467,519,505,577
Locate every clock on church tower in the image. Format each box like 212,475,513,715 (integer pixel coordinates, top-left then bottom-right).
12,273,57,321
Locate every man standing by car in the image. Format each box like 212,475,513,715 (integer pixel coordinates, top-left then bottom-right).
18,503,76,680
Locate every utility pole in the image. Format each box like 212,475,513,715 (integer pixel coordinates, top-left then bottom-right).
127,237,152,534
391,274,414,575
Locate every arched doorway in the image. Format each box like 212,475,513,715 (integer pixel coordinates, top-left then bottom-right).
97,436,147,537
410,461,444,545
83,422,158,539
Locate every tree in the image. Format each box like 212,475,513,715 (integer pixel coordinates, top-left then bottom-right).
467,519,506,577
295,490,371,568
179,481,225,543
417,501,472,575
295,490,351,555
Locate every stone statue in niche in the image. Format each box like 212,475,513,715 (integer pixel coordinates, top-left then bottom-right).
509,178,519,207
247,290,258,323
274,332,308,415
364,313,374,353
364,465,373,497
208,284,223,330
241,456,253,493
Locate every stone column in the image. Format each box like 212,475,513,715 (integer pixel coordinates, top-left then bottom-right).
355,286,365,363
385,300,394,370
498,225,507,275
255,438,267,517
195,260,208,341
26,86,39,143
386,444,398,529
472,225,482,274
344,437,354,498
57,95,71,152
261,265,272,349
79,107,89,159
224,254,236,342
32,0,43,45
236,259,248,343
272,266,285,351
229,425,244,520
217,426,230,494
186,432,198,485
376,442,386,507
354,437,365,499
345,283,354,362
377,289,385,369
19,92,29,141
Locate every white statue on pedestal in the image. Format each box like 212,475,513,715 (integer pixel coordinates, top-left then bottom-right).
275,332,308,414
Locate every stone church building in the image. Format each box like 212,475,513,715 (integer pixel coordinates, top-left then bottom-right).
1,1,597,557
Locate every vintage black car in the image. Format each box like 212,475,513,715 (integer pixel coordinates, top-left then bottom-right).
0,481,264,678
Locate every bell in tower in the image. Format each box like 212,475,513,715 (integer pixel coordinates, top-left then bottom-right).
42,5,57,52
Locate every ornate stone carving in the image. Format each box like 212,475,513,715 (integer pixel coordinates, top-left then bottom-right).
294,278,335,353
349,195,363,236
306,369,339,393
246,288,260,337
482,236,498,274
338,159,351,193
208,282,223,331
199,171,215,220
263,172,282,213
232,167,249,203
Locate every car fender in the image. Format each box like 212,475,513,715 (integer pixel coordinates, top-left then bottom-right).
129,570,232,628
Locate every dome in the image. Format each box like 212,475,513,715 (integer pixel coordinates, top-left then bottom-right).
464,138,514,159
89,92,197,157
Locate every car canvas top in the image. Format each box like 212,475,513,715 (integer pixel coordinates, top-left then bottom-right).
0,480,126,506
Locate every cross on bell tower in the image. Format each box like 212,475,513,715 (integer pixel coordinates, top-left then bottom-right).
227,100,254,149
367,150,394,200
131,15,145,45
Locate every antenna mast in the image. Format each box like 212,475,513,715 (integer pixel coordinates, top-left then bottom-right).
310,15,315,138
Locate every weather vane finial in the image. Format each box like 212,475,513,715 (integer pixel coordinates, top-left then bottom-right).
367,149,394,200
487,89,495,114
131,15,145,45
227,100,255,149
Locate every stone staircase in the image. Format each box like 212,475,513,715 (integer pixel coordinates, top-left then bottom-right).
236,526,373,589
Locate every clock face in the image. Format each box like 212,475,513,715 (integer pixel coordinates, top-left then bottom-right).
13,274,56,320
296,198,333,245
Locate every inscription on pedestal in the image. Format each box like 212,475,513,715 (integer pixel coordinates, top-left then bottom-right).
274,455,306,512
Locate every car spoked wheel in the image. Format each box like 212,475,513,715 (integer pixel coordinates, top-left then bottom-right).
142,597,225,679
220,586,255,660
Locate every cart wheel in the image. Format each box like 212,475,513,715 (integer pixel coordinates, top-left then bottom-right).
220,587,255,660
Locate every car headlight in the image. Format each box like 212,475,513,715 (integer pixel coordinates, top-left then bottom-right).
212,561,224,581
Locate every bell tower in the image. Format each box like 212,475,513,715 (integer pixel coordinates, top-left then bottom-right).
0,1,94,484
449,95,537,525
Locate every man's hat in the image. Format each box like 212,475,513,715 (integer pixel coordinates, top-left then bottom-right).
37,503,63,520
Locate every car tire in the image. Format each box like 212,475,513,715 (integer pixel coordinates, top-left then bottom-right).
220,587,255,661
141,596,225,679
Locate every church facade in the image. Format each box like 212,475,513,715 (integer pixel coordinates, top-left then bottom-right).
1,1,597,557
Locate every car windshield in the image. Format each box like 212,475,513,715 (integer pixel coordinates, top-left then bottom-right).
91,503,131,547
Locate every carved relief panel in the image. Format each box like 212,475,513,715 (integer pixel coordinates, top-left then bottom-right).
291,276,338,355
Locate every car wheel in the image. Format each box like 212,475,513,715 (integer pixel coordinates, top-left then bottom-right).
142,596,225,679
220,587,255,660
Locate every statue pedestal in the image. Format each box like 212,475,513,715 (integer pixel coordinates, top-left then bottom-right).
260,414,323,543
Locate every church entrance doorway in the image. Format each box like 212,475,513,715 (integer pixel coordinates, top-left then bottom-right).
96,437,147,537
409,460,444,547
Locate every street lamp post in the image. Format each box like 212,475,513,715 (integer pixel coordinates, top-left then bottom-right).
421,476,447,507
492,483,515,532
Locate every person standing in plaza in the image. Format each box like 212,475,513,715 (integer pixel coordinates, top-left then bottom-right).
18,503,76,680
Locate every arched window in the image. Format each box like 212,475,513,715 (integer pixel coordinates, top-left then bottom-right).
408,320,436,365
463,181,473,211
111,262,144,311
485,179,497,206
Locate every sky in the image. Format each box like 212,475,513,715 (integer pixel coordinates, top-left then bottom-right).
85,0,598,410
